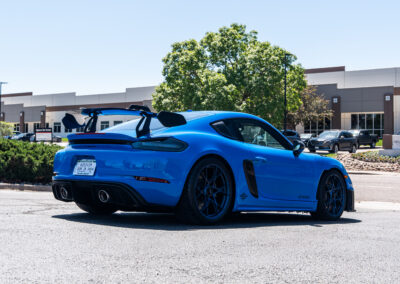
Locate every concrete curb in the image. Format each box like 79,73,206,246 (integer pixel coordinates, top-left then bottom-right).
0,183,51,192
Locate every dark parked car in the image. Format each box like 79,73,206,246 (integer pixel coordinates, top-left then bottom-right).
349,130,378,148
300,133,315,147
281,130,301,144
11,133,34,141
308,130,357,153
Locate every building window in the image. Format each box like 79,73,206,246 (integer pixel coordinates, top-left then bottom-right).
25,123,29,133
114,121,123,126
14,124,20,132
351,114,357,129
65,127,73,133
54,123,61,133
304,116,332,135
350,113,384,138
76,127,85,133
358,114,366,129
34,123,40,131
100,121,110,130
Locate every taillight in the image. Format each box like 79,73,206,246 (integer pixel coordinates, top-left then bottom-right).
131,137,187,152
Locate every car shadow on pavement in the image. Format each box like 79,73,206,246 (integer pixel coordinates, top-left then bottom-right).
52,212,361,231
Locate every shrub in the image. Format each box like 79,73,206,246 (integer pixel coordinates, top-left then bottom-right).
0,121,13,137
0,139,62,184
352,151,400,164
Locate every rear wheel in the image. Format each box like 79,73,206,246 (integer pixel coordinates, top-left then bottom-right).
309,149,316,153
76,203,117,215
176,157,233,225
370,141,376,148
310,170,346,221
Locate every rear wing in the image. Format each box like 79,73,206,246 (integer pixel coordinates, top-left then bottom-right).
62,105,186,137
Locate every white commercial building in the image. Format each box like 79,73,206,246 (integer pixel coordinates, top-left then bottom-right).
0,86,155,137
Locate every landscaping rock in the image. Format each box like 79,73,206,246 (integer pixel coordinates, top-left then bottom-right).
336,153,400,173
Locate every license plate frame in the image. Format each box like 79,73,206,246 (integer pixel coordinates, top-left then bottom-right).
73,159,97,176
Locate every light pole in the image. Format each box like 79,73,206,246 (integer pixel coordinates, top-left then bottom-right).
0,82,8,118
283,54,289,132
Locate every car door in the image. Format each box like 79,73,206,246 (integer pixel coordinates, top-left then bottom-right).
338,131,349,150
359,130,368,144
231,119,317,202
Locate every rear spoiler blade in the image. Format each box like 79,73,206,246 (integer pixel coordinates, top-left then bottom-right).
62,106,186,137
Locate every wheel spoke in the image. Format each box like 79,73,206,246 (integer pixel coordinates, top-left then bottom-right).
193,164,229,218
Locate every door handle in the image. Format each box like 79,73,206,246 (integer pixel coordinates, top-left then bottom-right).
253,156,268,164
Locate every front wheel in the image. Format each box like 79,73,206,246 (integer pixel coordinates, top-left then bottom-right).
330,144,339,154
370,141,376,148
76,203,117,215
176,157,233,225
310,170,346,221
349,144,357,153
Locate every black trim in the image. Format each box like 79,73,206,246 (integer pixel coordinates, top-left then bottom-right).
345,190,355,212
52,180,172,212
243,160,259,198
69,139,133,145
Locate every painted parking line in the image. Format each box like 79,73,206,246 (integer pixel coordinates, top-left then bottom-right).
356,201,400,211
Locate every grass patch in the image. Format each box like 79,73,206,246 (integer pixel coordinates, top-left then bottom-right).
376,139,382,147
62,138,68,142
325,153,337,158
352,151,400,164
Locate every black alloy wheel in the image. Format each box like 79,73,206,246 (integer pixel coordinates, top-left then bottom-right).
311,170,346,221
176,157,233,225
349,144,357,153
370,141,376,148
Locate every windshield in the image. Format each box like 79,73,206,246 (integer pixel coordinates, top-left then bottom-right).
318,131,339,139
103,111,215,135
348,130,360,135
300,133,312,138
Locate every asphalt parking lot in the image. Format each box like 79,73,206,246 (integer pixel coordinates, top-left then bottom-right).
1,173,400,283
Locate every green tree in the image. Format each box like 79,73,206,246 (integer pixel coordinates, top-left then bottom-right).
152,23,307,126
288,85,333,128
0,121,13,137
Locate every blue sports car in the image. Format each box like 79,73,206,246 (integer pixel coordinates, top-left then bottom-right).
52,106,354,224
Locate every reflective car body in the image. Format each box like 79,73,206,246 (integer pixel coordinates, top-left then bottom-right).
53,111,354,214
308,130,357,153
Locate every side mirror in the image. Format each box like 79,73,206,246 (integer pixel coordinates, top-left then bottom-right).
293,140,305,157
340,135,345,139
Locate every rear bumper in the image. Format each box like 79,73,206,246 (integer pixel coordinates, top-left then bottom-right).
52,180,173,212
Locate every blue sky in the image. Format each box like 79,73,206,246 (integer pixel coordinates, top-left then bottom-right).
0,0,399,95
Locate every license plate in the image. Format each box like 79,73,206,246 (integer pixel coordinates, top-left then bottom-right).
73,159,96,176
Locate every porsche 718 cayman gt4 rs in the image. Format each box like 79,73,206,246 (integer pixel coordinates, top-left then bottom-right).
52,106,355,224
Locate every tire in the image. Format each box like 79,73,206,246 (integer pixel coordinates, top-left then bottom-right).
349,144,357,153
370,141,376,148
175,157,234,225
332,144,339,153
76,202,117,215
310,170,346,221
309,149,316,153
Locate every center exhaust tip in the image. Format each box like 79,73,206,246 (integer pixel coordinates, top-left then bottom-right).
98,189,110,203
59,186,70,200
